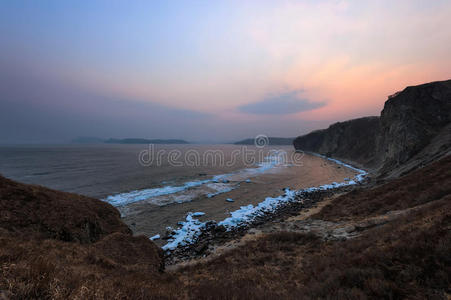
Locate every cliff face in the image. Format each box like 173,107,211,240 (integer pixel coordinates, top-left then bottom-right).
378,80,451,176
293,117,381,168
293,79,451,176
2,156,450,299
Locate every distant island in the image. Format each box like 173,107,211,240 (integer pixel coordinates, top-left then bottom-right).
71,137,190,144
71,136,106,144
104,138,189,144
2,80,451,298
234,137,294,145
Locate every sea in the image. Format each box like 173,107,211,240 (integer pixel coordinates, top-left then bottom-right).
0,144,361,248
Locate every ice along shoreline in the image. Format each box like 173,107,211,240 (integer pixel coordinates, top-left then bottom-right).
160,154,368,252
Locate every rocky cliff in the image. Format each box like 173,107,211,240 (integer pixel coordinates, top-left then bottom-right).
4,156,450,298
378,80,451,176
293,116,381,168
293,79,451,176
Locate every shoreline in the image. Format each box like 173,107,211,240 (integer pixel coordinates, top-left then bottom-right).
115,151,357,242
162,154,369,264
166,191,344,270
165,183,366,265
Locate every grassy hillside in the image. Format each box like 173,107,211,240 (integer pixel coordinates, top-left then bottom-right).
1,156,450,298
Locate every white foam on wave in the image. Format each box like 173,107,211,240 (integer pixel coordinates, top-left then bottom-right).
206,183,236,198
234,150,288,179
104,178,213,206
104,151,287,207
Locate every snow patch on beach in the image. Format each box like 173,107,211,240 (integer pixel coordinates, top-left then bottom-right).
162,213,207,251
160,189,299,251
150,234,160,241
218,189,298,228
161,155,367,251
192,212,205,217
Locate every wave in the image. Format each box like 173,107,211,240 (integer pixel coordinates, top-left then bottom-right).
103,150,287,207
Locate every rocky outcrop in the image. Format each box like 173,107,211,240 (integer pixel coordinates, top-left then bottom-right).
378,80,451,176
293,80,451,176
234,137,294,145
293,117,381,168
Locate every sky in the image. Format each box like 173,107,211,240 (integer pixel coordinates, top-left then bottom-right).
1,0,450,143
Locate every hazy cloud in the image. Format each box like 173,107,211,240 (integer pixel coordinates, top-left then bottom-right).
239,91,326,115
0,59,327,144
0,58,212,144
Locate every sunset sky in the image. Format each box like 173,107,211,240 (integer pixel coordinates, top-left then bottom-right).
1,0,450,143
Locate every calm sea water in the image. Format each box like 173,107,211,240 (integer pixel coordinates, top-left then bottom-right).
0,144,294,199
0,144,361,243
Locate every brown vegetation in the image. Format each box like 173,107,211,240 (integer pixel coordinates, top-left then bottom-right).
1,155,450,299
0,176,166,299
314,155,451,221
178,197,450,299
0,175,130,242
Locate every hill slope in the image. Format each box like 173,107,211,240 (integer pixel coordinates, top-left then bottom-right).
1,155,449,298
177,156,451,299
0,176,165,299
294,80,451,176
1,80,450,298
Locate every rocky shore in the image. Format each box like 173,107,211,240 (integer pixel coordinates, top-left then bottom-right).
294,79,451,177
0,80,449,298
164,183,363,265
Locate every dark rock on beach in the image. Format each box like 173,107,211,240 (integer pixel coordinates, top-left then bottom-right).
0,80,450,298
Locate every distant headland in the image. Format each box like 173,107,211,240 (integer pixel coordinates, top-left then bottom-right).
71,137,190,144
234,137,294,145
105,138,189,144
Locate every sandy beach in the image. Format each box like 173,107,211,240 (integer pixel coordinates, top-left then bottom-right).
121,152,358,243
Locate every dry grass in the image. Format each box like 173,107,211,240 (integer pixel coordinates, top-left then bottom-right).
1,156,450,299
0,175,131,243
177,196,450,299
314,155,451,222
0,230,179,299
